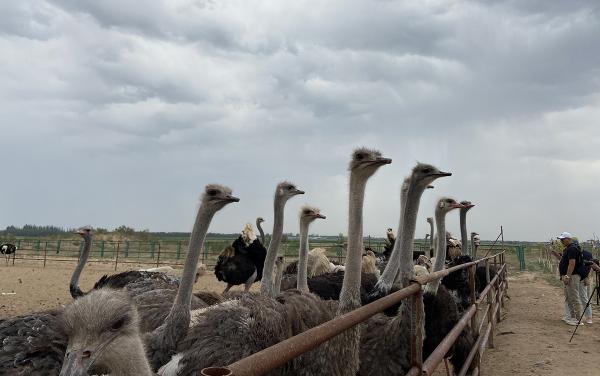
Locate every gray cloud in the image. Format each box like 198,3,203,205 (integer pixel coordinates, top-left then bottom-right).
1,1,600,241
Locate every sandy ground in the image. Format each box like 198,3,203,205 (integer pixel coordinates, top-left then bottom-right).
2,259,599,375
0,259,256,318
479,271,600,376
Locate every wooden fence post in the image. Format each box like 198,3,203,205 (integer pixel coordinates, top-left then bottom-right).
115,241,120,271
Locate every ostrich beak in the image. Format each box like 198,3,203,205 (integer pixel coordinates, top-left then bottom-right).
451,203,465,209
293,189,305,195
316,213,326,219
60,350,91,376
435,171,452,177
374,157,392,165
426,185,434,189
225,195,240,203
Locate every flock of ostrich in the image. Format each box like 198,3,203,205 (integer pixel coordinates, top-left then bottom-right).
0,147,498,376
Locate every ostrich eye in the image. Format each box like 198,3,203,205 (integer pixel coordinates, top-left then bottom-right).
422,167,433,174
303,210,311,215
355,153,365,160
110,318,126,331
287,186,295,191
207,189,219,196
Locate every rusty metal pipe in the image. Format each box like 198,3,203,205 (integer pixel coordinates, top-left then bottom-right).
201,367,233,376
458,327,485,376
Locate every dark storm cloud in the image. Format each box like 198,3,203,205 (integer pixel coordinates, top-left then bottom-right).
1,1,600,241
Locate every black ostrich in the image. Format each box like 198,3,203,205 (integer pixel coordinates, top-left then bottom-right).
0,243,16,264
214,223,267,293
442,254,498,312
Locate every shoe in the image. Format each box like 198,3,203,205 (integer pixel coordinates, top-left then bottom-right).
566,319,583,326
562,317,571,323
586,318,593,324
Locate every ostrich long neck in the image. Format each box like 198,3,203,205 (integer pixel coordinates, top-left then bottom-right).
428,218,434,253
69,235,92,298
109,337,153,376
338,174,366,314
460,209,468,256
261,196,286,297
257,219,266,245
378,180,409,288
426,208,447,294
149,201,216,356
297,219,311,292
396,185,425,288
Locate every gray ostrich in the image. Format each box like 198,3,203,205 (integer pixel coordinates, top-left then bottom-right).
427,217,434,257
260,181,305,298
57,185,239,375
256,217,266,245
370,164,452,300
296,206,326,292
0,226,94,376
459,201,475,256
360,196,475,375
157,148,391,376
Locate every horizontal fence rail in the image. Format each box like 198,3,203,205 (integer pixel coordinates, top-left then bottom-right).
201,251,508,376
0,237,517,271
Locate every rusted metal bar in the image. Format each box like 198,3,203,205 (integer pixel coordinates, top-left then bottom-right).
421,304,477,375
201,367,232,376
458,325,485,376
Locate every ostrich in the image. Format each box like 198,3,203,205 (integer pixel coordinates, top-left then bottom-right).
57,184,239,375
214,223,267,293
370,165,452,302
0,243,16,264
471,232,480,258
427,217,434,257
157,148,391,376
256,217,266,245
459,201,475,256
360,196,477,375
260,181,305,298
296,206,326,292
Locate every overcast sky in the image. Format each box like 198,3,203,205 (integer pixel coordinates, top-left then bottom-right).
1,1,599,242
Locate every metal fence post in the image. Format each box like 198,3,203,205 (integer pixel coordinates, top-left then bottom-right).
115,242,120,271
176,240,182,260
43,241,48,267
56,239,61,254
156,242,162,267
100,240,105,258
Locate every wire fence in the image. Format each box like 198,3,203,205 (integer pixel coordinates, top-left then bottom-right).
1,237,435,270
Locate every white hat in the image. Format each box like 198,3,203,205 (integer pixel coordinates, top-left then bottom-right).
557,232,572,239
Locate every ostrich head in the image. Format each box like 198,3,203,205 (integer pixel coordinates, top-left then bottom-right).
427,217,433,225
76,225,93,240
437,197,465,215
300,205,326,225
349,147,392,178
276,181,304,202
460,200,475,211
257,217,265,224
59,289,147,376
411,163,452,190
203,184,239,212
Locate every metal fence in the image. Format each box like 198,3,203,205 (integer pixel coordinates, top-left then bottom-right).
202,250,508,376
0,237,433,270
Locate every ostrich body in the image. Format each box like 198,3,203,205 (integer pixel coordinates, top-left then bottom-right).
459,201,475,256
256,217,266,245
260,182,305,298
158,148,391,376
0,243,16,263
214,223,268,293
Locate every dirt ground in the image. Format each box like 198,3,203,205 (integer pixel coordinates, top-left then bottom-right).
479,270,600,376
1,259,599,375
0,260,257,318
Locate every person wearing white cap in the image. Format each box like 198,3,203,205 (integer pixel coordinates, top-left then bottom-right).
557,232,584,325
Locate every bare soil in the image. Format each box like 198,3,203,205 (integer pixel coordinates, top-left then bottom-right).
479,271,600,376
1,259,598,376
